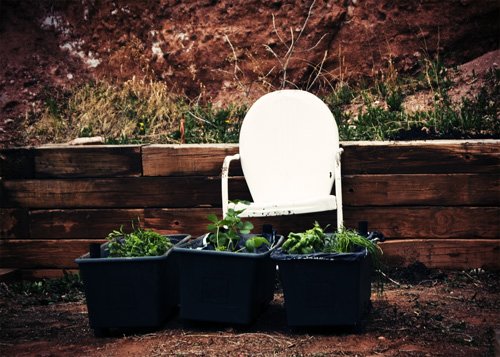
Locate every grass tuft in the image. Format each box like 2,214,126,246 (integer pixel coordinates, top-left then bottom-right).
4,272,84,305
30,77,248,144
29,57,499,144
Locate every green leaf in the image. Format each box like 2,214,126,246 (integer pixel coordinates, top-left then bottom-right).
232,208,246,216
207,223,218,232
245,236,270,252
240,221,254,234
205,205,255,251
282,223,326,254
207,214,219,223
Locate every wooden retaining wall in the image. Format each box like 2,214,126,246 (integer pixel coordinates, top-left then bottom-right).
1,140,499,278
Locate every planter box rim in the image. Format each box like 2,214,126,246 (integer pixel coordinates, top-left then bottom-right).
173,233,284,258
5,139,499,150
271,246,369,262
75,233,190,264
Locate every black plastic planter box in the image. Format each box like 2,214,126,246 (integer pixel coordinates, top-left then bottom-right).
272,248,372,327
173,234,283,325
75,234,190,336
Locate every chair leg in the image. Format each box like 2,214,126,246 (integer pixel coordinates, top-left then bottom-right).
337,203,343,230
221,154,240,218
334,148,344,230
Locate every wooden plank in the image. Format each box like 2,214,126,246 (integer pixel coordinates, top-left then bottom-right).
1,177,251,209
19,269,79,280
341,140,500,174
343,206,500,239
142,144,240,176
0,268,20,282
29,209,144,239
34,146,142,178
141,140,500,176
380,239,500,270
343,173,499,206
144,206,500,239
144,207,217,236
144,208,337,237
2,238,497,271
0,239,103,269
2,173,496,209
0,148,34,178
0,208,29,239
1,141,498,180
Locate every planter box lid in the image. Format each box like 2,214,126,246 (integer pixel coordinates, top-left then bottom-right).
173,234,284,258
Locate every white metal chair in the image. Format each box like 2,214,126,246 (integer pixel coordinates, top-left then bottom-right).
221,89,343,229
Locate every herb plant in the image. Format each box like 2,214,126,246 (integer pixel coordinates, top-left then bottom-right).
206,208,269,252
106,225,173,257
324,228,382,258
281,222,326,254
282,222,382,262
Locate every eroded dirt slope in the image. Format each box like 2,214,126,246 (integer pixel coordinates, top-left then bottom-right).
0,0,499,147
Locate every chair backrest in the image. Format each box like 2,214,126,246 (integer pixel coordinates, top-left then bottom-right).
239,90,339,204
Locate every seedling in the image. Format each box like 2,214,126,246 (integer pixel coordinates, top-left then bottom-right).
206,208,269,252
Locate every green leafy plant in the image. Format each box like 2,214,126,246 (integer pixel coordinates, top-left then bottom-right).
106,225,173,257
206,208,269,252
7,271,84,305
324,227,382,258
282,223,382,263
183,103,247,144
386,89,404,112
281,221,326,254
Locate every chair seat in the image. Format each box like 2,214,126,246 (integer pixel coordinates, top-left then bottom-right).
229,195,338,218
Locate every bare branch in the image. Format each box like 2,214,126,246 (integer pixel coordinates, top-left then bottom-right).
224,34,250,93
307,50,328,91
272,14,287,50
302,32,330,53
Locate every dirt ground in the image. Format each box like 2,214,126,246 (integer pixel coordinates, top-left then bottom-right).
1,267,499,357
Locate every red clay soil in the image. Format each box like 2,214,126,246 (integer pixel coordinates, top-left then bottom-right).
0,0,499,147
1,268,499,356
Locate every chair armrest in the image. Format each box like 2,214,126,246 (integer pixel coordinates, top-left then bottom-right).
336,147,344,164
221,154,240,218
